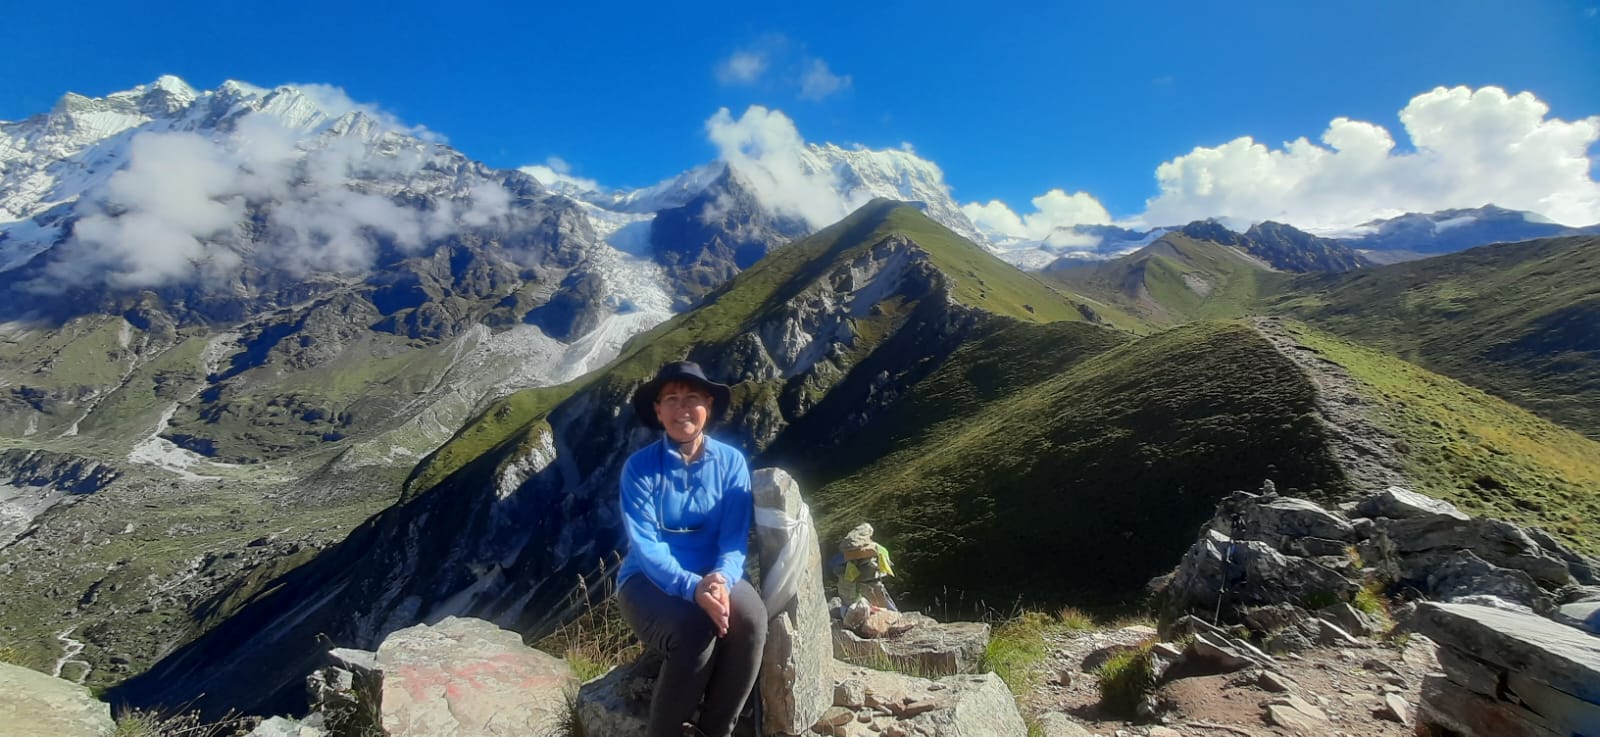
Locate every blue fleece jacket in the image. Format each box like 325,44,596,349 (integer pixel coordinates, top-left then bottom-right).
616,435,752,601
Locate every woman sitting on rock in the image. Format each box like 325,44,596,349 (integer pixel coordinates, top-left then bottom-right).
617,361,768,737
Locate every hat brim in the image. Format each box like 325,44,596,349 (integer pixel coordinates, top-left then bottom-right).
631,374,732,431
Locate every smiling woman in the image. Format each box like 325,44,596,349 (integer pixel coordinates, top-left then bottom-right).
615,360,768,737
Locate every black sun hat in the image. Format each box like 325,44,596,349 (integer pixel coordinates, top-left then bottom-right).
631,361,732,431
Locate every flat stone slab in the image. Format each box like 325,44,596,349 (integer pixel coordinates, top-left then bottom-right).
376,616,576,737
0,661,114,737
1415,602,1600,704
832,614,988,676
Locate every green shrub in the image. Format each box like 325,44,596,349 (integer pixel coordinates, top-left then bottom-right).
1056,606,1096,631
1353,583,1387,617
983,611,1055,696
1095,642,1157,717
112,707,248,737
533,560,643,684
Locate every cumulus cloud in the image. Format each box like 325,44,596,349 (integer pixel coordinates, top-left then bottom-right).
1138,86,1600,230
961,189,1112,247
705,106,873,228
799,59,852,101
715,50,768,85
37,91,514,292
519,156,602,193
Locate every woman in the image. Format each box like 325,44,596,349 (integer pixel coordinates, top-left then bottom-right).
616,360,768,737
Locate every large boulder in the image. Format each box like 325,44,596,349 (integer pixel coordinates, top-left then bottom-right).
831,613,989,676
1415,602,1600,704
375,617,577,737
1164,530,1356,619
0,662,114,737
1355,486,1469,521
1396,549,1554,613
1210,492,1357,553
574,655,655,737
1378,516,1573,588
752,468,832,735
1414,602,1600,737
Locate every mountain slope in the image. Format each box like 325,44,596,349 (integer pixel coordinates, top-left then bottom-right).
1270,235,1600,438
1278,321,1600,551
808,321,1353,602
1045,234,1285,326
109,201,1105,715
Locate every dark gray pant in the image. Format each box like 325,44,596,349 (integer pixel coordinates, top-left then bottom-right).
618,575,768,737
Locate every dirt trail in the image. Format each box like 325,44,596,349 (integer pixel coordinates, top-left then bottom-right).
1250,317,1409,496
1032,623,1436,737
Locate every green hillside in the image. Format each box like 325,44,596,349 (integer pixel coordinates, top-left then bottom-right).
1270,236,1600,438
1285,322,1600,554
806,321,1352,603
1047,234,1285,327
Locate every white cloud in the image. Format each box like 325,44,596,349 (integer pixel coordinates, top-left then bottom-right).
1137,85,1600,230
705,105,872,228
799,59,852,101
715,50,769,85
291,83,445,143
519,156,602,194
961,189,1112,246
37,100,515,291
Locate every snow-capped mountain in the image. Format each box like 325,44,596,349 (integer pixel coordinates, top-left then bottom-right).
0,76,680,482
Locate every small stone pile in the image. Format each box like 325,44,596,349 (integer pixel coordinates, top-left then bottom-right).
814,661,1025,737
1414,601,1600,737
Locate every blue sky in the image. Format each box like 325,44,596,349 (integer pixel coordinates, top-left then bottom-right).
3,0,1598,229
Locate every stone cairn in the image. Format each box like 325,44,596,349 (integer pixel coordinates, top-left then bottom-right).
828,522,990,679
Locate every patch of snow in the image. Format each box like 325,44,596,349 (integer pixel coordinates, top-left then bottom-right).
126,403,223,481
1432,215,1478,232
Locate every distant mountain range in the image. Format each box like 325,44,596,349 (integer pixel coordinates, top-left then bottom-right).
993,205,1600,270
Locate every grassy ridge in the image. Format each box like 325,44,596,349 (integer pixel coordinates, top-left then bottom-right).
1270,235,1600,438
811,321,1350,604
1285,322,1600,554
1047,235,1285,327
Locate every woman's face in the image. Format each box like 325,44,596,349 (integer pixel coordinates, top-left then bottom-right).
655,380,711,444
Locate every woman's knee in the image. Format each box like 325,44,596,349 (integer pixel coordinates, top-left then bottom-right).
727,581,768,642
665,610,717,655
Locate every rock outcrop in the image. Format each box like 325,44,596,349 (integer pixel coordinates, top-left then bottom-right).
1160,486,1597,622
1414,602,1600,737
752,468,833,735
0,661,114,737
375,617,576,737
